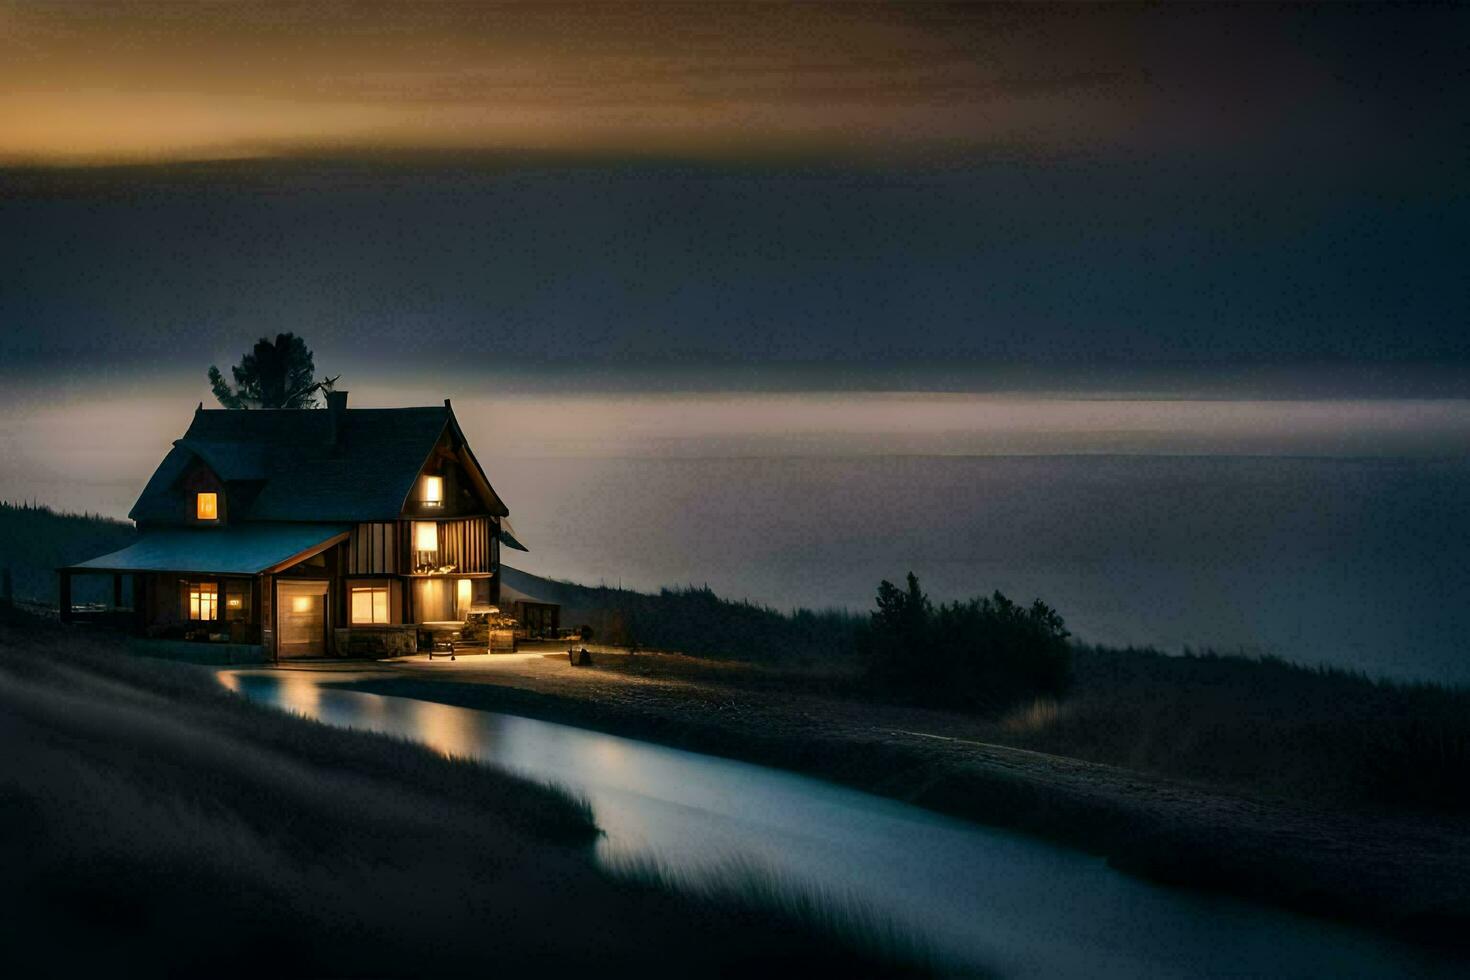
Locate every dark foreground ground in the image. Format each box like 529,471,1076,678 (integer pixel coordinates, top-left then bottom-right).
0,609,927,978
331,648,1470,954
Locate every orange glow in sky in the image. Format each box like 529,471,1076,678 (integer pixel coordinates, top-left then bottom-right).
0,1,1135,163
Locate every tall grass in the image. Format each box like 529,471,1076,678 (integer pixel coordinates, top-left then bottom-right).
0,607,925,976
1015,645,1470,812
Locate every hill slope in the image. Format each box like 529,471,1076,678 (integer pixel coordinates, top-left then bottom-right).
0,502,135,605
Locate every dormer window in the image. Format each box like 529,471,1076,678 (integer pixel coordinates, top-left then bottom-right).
421,475,443,508
196,492,218,521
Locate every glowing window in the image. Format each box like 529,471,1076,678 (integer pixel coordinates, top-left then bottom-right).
224,581,251,622
188,582,218,620
196,492,218,520
421,475,443,507
413,521,439,552
351,586,390,625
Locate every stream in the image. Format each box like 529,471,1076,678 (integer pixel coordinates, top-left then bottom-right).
220,670,1460,978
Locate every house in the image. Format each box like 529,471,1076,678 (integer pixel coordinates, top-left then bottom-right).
59,391,531,660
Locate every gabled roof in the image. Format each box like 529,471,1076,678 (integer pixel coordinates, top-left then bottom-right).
129,402,509,524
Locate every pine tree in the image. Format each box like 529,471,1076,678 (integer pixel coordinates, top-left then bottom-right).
208,333,338,409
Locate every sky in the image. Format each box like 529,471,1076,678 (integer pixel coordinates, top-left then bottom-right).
2,2,1467,377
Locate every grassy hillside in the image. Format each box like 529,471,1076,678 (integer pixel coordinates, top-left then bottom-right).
502,565,859,664
8,508,1464,815
0,606,925,977
505,565,1470,814
0,501,135,605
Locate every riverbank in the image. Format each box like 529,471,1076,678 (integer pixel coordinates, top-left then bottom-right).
0,611,923,976
327,649,1470,952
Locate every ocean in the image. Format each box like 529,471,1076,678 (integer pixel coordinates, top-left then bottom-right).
3,376,1467,683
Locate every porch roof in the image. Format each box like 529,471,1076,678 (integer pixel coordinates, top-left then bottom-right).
64,523,350,576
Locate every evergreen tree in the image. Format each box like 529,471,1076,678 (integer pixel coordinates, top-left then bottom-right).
208,333,337,409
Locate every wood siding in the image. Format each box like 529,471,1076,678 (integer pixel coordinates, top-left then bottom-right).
348,522,398,574
440,516,493,573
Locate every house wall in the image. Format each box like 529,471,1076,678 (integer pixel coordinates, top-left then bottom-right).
333,625,417,658
138,572,259,643
347,522,398,574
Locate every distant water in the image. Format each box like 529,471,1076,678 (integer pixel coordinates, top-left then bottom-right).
493,453,1470,683
3,377,1468,683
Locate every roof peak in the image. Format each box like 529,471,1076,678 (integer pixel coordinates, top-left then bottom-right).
190,403,449,414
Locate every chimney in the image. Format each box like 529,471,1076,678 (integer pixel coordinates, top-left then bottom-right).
327,389,348,446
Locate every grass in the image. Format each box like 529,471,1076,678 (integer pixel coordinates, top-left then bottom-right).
0,500,135,606
512,566,1470,815
0,606,929,977
503,566,859,665
1020,645,1470,812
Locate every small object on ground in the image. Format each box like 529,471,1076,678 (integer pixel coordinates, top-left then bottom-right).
569,646,593,667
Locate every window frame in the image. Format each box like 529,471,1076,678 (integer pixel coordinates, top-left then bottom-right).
350,584,391,625
186,581,219,621
195,491,219,521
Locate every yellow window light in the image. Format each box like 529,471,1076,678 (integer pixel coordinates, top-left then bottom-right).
189,582,218,620
351,586,389,624
196,492,218,520
413,521,439,552
422,475,443,506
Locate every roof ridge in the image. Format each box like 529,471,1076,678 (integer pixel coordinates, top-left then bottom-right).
190,404,448,414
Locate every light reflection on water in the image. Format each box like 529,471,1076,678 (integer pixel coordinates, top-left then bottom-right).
221,670,1460,979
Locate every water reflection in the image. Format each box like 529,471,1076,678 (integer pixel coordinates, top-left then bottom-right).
222,671,1460,979
409,697,488,760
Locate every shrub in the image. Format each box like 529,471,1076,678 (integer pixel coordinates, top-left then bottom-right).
858,573,1072,712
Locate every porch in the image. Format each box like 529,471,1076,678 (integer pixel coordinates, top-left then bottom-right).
58,523,350,659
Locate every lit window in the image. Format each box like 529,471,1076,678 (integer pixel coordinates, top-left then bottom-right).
421,475,443,507
196,492,218,520
351,586,390,624
224,581,251,622
413,521,439,552
188,582,218,620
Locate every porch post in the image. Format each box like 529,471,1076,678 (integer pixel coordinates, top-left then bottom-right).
133,574,147,636
58,569,72,623
251,575,262,645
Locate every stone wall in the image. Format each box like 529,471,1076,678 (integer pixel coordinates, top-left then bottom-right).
334,625,418,659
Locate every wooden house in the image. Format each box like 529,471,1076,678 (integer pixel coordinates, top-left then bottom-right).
59,391,530,659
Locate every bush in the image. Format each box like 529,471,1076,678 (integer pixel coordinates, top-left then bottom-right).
858,573,1072,712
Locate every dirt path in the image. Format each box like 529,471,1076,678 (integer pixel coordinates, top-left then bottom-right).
297,650,1470,952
